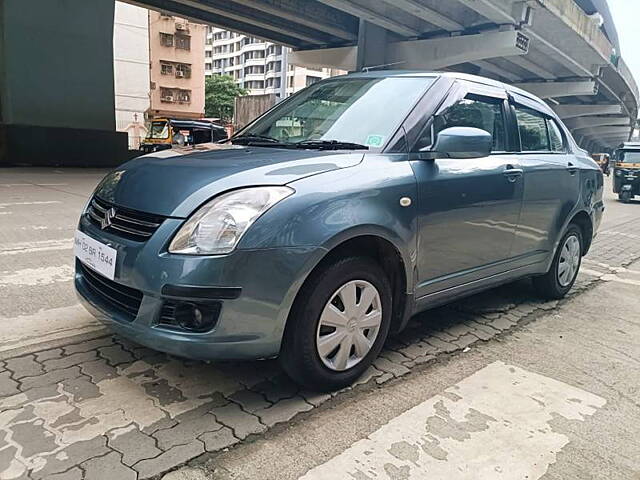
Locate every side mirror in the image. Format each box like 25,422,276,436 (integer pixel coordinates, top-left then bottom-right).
419,127,493,160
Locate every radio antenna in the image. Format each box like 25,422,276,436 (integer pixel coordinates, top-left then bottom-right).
361,61,406,72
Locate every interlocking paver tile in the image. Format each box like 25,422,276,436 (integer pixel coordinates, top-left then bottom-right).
228,388,271,412
255,396,314,426
134,440,205,479
98,344,135,366
372,357,410,377
63,337,114,356
79,359,118,383
0,370,20,397
47,468,83,480
210,403,266,439
199,426,239,452
19,366,83,391
30,436,109,479
108,426,163,466
154,405,225,450
5,355,44,379
34,348,63,362
81,451,137,480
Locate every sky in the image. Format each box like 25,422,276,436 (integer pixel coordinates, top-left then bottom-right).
608,0,640,87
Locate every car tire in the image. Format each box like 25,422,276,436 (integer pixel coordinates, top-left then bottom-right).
279,256,393,392
619,191,632,203
533,224,583,300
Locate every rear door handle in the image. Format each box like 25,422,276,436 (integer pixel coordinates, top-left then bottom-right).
503,165,523,182
567,162,578,175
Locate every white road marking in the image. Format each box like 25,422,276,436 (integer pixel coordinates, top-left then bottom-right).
300,362,605,480
600,274,640,287
0,265,74,286
0,183,69,187
598,230,640,240
580,268,606,278
0,239,73,256
0,201,62,209
0,304,104,354
0,238,73,256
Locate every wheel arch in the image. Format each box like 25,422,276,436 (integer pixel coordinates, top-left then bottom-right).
568,210,594,255
282,231,413,353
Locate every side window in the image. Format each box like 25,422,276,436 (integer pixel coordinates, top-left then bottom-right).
547,118,565,152
515,106,550,152
432,96,506,152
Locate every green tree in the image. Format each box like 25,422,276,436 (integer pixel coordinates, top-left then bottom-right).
204,75,248,122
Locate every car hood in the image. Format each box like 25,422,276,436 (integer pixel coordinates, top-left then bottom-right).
94,144,364,217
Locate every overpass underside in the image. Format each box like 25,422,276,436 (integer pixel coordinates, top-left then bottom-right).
136,0,638,152
1,0,637,166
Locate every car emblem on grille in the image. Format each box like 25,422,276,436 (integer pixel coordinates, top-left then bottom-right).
101,207,117,230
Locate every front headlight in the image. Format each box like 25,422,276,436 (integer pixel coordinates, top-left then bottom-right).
169,186,294,255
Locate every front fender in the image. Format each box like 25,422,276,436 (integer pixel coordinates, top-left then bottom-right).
239,154,419,291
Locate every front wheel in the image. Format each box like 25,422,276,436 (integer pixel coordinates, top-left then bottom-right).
533,225,583,300
619,191,632,203
280,256,392,392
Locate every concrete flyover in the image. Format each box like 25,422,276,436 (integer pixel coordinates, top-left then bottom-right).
131,0,638,153
0,0,637,166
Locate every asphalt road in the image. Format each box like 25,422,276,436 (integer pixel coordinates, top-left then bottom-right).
0,168,639,480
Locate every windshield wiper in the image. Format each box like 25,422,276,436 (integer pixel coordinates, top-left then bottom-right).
231,134,292,147
296,140,369,151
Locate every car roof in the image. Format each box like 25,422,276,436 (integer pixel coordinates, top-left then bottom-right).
616,142,640,150
331,70,547,108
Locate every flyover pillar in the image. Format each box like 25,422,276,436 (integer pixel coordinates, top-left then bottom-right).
0,0,128,166
355,20,387,71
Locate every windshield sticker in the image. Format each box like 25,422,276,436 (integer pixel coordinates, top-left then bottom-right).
365,135,385,148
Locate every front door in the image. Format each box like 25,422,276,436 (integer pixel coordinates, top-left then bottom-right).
410,86,524,298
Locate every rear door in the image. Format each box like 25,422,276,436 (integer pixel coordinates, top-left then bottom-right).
508,95,580,262
410,81,525,298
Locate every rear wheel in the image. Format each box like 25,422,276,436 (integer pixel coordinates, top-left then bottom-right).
620,191,632,203
280,256,392,392
533,224,583,300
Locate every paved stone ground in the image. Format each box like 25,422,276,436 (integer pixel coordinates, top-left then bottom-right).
1,171,639,479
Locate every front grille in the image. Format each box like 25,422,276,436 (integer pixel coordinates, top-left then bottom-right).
86,196,165,241
78,262,143,321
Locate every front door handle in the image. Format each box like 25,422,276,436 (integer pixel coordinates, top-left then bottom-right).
567,162,578,175
503,165,523,182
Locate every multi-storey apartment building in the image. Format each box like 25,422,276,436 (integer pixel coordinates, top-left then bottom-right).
148,11,206,119
204,27,337,98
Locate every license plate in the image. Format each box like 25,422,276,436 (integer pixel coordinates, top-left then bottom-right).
74,230,117,280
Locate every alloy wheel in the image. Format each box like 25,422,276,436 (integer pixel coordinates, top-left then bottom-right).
315,280,382,371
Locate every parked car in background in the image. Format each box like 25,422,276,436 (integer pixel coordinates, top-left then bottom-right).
612,143,640,203
75,72,604,391
140,118,227,153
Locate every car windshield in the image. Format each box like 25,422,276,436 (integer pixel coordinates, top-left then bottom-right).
620,151,640,164
148,121,170,139
236,76,435,148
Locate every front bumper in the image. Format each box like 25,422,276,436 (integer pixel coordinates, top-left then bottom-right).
75,214,325,360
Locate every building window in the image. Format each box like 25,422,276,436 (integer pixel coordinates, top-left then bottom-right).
175,63,191,78
176,89,191,103
306,76,322,86
205,63,212,71
160,33,174,47
205,51,212,58
160,62,173,75
160,88,175,102
175,34,191,50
